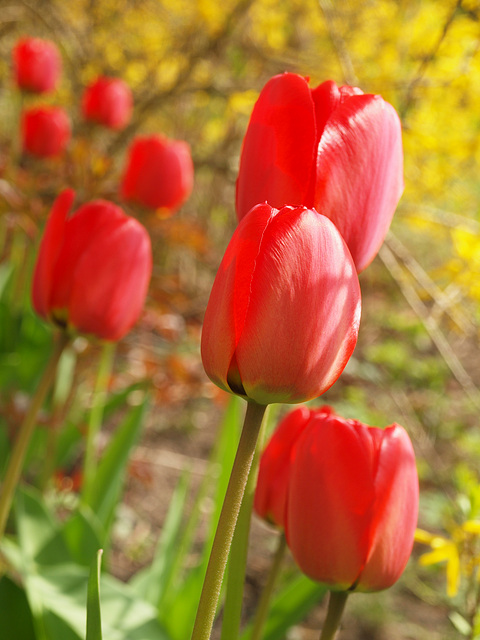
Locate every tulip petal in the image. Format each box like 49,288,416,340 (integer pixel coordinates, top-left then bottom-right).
235,73,317,221
31,189,74,318
236,207,361,404
356,424,419,591
286,417,380,589
121,136,193,212
314,94,404,272
201,203,276,394
50,200,127,313
68,218,152,341
254,405,313,527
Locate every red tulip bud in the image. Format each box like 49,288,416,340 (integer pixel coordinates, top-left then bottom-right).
22,106,71,158
286,411,419,592
13,37,61,94
201,203,361,405
254,405,333,528
82,76,133,130
236,73,404,272
32,190,152,341
120,135,194,215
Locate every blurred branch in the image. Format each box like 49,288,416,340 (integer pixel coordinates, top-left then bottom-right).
399,0,463,118
404,205,480,234
17,0,87,90
389,386,455,501
385,233,476,337
379,243,480,411
317,0,358,86
107,0,255,156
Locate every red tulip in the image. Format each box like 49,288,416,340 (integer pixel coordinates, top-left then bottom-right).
120,135,194,214
201,203,361,405
286,411,419,592
82,76,133,130
32,190,152,341
22,106,71,158
236,73,404,273
254,405,333,528
13,37,61,93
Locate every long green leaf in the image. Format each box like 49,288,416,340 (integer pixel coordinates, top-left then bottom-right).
82,396,149,534
0,575,36,639
131,470,190,606
241,573,326,640
86,549,103,640
62,506,104,567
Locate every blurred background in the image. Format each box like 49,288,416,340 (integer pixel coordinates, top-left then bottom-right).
0,0,480,638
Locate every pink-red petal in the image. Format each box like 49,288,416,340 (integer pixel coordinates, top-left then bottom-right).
314,94,404,272
236,73,317,220
31,189,74,317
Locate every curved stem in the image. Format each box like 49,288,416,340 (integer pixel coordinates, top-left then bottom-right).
82,341,116,503
191,400,267,640
250,531,287,640
319,591,349,640
0,331,69,539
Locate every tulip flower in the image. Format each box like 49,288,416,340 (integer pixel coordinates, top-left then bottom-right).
13,37,61,93
236,73,404,273
22,106,71,158
32,189,152,341
201,203,361,405
82,76,133,130
120,134,194,214
254,405,333,528
286,411,419,592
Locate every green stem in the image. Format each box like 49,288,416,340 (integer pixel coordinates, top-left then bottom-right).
220,405,268,640
37,404,62,493
82,341,116,503
250,532,287,640
319,591,349,640
12,90,23,166
191,400,267,640
0,331,69,539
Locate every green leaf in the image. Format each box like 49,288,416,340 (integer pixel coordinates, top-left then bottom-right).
241,574,326,640
82,397,149,535
52,345,77,409
131,470,190,606
0,575,36,639
0,262,14,300
450,611,472,636
15,485,70,565
1,554,172,640
158,396,244,639
86,550,103,640
62,506,105,567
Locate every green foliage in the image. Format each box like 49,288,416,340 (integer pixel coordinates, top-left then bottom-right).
1,0,480,638
86,550,103,640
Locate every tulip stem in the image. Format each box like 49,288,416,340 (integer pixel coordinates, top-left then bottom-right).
191,400,267,640
250,531,287,640
82,341,116,504
319,591,349,640
0,330,69,539
220,405,269,640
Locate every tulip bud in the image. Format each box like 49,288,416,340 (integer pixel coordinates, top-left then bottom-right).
286,411,419,592
22,106,71,158
254,405,333,528
82,76,133,130
201,203,361,405
120,134,194,215
13,37,61,94
32,189,152,341
236,73,404,272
